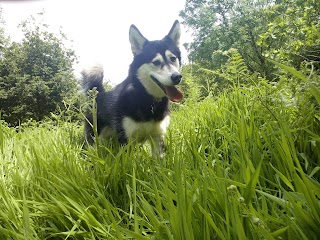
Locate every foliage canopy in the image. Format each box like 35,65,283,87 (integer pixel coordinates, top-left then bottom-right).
180,0,320,79
0,13,78,125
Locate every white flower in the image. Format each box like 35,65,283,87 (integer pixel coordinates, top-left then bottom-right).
227,185,237,191
252,217,260,224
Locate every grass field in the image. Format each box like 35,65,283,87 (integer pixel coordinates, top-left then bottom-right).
1,81,320,239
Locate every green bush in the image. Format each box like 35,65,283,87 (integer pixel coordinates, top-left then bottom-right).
0,14,78,126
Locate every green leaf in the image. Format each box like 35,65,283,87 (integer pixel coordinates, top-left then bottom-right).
267,59,307,81
244,160,263,204
269,163,295,191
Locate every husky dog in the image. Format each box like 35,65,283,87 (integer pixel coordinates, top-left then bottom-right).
81,20,183,155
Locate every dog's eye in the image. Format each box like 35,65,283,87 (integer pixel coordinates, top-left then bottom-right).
152,60,161,66
170,56,177,62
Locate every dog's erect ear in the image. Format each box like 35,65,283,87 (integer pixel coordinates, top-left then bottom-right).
167,20,181,47
129,24,148,56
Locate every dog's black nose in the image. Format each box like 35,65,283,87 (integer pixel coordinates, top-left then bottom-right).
171,72,182,85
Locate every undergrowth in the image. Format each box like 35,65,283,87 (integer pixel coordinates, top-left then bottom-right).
0,74,320,239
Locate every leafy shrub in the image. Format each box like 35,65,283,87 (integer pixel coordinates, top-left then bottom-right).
0,14,78,126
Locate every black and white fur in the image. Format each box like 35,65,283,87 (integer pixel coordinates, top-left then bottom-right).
81,20,182,155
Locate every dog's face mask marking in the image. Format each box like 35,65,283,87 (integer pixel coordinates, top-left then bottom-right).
129,21,183,102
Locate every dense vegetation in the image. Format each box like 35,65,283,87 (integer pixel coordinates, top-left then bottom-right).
0,12,78,125
180,0,320,79
0,1,320,239
1,72,319,238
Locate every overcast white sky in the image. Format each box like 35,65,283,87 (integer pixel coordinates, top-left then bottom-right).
0,0,191,84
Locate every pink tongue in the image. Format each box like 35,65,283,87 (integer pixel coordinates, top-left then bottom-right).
164,86,183,102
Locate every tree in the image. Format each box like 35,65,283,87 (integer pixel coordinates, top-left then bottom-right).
0,13,78,125
180,0,277,79
180,0,320,80
259,0,320,70
0,7,9,59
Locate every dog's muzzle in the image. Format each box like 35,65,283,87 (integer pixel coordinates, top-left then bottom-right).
150,73,183,102
171,72,182,85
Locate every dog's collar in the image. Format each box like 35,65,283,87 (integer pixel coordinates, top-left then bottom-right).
151,97,167,114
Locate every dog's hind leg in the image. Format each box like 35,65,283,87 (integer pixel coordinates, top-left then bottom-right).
84,113,105,146
84,120,95,145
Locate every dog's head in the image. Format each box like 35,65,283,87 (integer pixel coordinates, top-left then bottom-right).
129,20,183,102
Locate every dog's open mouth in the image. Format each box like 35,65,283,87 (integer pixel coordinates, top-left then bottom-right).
151,75,183,102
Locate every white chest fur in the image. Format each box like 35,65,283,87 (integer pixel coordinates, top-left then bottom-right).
122,115,170,141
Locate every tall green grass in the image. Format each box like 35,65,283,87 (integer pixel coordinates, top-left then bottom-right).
0,79,320,239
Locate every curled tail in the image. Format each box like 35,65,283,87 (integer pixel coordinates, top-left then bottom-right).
81,64,105,94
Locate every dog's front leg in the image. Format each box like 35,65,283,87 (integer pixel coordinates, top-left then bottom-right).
117,130,128,146
150,135,165,157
